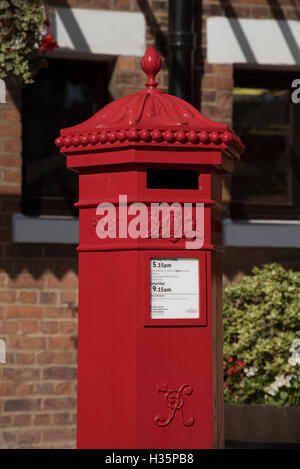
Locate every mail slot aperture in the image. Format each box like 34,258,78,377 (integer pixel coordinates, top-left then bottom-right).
147,169,199,190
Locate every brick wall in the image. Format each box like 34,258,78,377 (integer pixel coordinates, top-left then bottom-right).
1,0,300,449
0,80,78,444
0,237,78,448
0,0,170,450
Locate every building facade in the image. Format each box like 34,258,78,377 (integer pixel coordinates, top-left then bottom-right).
0,0,299,448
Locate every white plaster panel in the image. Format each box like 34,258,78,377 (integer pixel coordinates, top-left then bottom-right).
52,7,145,57
207,17,300,65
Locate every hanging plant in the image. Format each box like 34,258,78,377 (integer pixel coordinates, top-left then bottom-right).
0,0,58,86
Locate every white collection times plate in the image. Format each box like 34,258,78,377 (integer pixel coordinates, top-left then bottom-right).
150,258,199,320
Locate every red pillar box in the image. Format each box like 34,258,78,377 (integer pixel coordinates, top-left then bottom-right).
55,47,244,449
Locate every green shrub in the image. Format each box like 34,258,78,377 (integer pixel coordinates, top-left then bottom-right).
223,263,300,406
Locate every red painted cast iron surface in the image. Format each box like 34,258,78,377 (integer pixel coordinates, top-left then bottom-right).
56,46,243,449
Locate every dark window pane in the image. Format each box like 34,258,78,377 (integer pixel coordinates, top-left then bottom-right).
231,87,290,204
22,59,107,216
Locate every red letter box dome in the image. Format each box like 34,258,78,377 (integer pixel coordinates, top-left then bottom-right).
55,46,244,156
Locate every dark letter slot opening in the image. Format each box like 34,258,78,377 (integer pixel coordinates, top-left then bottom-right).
147,169,199,190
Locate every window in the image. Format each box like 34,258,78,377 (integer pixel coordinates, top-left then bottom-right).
21,58,108,217
229,66,300,220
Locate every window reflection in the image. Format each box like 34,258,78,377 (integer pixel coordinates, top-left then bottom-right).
231,87,290,204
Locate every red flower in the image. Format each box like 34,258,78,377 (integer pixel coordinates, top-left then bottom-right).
236,360,246,368
226,356,233,364
227,366,237,376
40,33,58,51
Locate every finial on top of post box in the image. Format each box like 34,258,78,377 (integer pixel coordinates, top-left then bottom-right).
141,46,162,89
